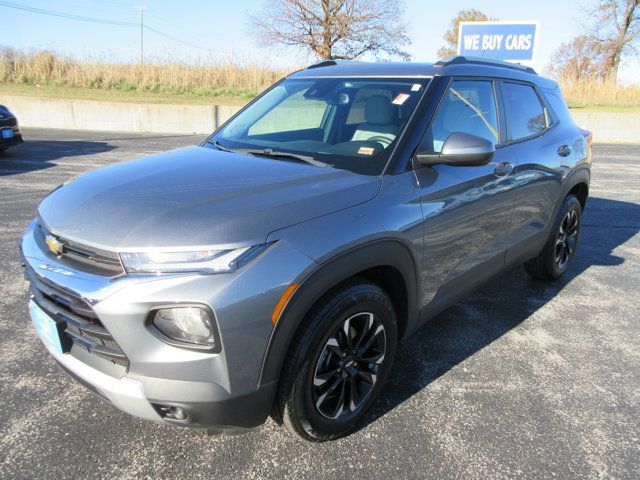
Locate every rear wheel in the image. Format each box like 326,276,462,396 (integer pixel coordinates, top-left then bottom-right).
524,195,582,280
276,280,397,441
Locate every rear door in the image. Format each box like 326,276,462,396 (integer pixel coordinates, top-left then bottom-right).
498,81,567,263
413,78,518,305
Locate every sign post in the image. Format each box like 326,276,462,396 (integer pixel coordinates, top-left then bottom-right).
457,21,540,63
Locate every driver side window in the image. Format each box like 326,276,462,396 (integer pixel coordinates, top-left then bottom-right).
426,80,499,153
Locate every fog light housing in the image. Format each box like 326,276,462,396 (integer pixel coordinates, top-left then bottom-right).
151,306,217,350
152,403,192,423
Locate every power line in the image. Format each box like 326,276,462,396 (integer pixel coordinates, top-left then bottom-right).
145,10,229,49
0,0,137,26
32,0,138,19
0,0,227,56
144,25,218,53
95,0,140,6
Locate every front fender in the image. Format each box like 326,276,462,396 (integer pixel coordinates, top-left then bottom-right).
258,239,420,387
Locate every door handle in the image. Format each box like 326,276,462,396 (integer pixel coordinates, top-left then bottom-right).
557,144,572,157
494,162,514,177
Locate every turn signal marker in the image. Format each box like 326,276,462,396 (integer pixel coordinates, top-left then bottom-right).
271,283,299,325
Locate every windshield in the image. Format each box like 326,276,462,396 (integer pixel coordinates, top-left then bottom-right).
208,77,430,175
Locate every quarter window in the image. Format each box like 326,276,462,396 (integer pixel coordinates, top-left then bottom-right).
424,80,499,153
502,82,547,140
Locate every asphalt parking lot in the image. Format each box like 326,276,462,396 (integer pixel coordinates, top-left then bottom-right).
0,128,638,479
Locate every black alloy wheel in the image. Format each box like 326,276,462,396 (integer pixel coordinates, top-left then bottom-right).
555,208,579,270
524,194,582,280
312,312,386,420
275,279,397,441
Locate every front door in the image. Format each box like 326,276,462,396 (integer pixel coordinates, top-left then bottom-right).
413,79,518,306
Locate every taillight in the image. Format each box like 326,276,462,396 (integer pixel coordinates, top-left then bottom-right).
580,128,593,147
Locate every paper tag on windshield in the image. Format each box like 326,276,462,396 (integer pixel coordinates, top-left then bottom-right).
411,83,421,92
358,147,375,155
392,93,410,105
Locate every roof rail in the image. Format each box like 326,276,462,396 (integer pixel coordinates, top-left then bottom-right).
307,60,338,69
306,59,368,70
434,56,537,75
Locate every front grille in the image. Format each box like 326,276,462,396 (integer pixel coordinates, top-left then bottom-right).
36,222,125,277
28,270,129,369
0,116,17,128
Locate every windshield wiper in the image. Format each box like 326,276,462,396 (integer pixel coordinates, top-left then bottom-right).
207,141,331,168
206,139,236,153
240,148,331,168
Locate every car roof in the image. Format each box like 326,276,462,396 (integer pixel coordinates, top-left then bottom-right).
288,56,557,89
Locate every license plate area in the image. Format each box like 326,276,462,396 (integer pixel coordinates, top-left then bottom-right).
29,300,71,354
1,129,14,139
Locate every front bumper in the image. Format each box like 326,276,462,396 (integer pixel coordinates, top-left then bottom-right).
21,220,315,430
51,348,277,431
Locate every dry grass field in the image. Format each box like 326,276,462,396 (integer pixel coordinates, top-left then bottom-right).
559,79,640,110
1,49,639,109
0,49,286,102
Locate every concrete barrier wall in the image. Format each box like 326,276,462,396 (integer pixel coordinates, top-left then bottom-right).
1,95,242,134
1,94,639,143
570,111,640,144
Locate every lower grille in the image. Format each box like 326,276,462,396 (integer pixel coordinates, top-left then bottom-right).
28,270,129,369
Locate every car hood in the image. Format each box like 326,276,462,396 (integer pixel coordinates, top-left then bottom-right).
38,146,381,250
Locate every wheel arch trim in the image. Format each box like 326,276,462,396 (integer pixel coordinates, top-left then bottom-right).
257,239,420,387
556,167,590,218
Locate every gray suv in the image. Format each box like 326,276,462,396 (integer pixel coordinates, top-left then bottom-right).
21,57,591,441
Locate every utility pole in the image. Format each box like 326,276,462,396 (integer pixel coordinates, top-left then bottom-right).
134,6,148,64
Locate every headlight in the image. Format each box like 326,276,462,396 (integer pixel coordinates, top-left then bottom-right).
152,306,216,349
120,243,270,274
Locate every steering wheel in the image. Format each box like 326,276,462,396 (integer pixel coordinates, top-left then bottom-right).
366,136,393,148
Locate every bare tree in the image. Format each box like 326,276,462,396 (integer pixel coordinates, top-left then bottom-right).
437,9,495,58
545,35,610,81
585,0,640,80
247,0,411,61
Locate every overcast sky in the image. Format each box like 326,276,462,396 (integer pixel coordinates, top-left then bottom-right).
2,0,639,83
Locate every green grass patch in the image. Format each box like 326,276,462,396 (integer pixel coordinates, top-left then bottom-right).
567,104,640,113
0,82,253,106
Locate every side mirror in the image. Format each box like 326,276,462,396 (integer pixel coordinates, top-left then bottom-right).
415,132,495,167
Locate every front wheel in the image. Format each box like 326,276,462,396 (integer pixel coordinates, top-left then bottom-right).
276,280,397,441
524,195,582,280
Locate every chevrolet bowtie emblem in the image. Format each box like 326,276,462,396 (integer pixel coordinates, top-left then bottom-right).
45,234,65,255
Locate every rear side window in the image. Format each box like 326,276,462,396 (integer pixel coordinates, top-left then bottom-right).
502,82,547,140
544,90,573,125
425,80,499,153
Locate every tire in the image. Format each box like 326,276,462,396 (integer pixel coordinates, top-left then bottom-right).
524,195,582,281
275,279,398,442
